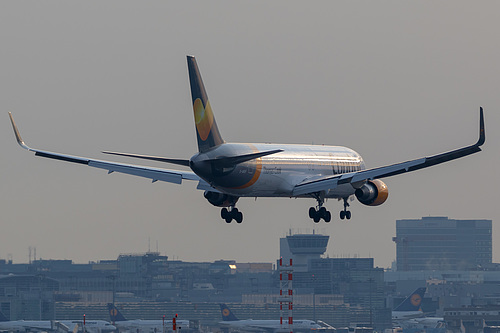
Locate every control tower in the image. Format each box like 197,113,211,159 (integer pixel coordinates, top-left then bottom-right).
280,232,329,272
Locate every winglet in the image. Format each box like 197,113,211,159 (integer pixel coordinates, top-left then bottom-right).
476,107,485,147
8,112,31,150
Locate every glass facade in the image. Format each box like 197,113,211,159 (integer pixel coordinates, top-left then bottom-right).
395,216,492,271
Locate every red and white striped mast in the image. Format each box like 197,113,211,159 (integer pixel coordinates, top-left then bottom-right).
279,257,293,333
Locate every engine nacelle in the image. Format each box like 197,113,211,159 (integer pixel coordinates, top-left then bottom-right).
355,179,389,206
204,191,239,207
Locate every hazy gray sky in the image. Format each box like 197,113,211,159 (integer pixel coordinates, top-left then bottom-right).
1,1,498,268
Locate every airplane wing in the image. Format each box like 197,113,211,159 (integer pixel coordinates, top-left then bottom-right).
8,113,209,188
293,108,485,196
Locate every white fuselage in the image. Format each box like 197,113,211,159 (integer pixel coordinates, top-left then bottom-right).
219,319,322,333
392,311,424,320
114,319,189,333
392,311,444,329
0,320,53,332
0,319,115,333
65,320,117,332
194,143,365,198
393,317,445,329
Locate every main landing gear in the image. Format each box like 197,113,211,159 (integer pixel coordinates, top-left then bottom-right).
308,194,352,223
309,206,331,223
309,193,331,223
221,206,243,223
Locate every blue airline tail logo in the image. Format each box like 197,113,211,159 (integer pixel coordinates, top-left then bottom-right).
220,303,239,321
107,303,128,322
393,287,426,311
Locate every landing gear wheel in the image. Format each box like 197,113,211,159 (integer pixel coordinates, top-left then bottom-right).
324,211,331,223
309,205,331,223
309,192,333,223
221,208,229,220
221,207,244,223
340,197,351,221
234,211,243,223
309,207,316,219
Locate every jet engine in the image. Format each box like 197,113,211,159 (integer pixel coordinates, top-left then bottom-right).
204,191,239,207
355,179,389,206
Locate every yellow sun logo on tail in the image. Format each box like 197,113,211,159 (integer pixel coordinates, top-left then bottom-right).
193,98,214,141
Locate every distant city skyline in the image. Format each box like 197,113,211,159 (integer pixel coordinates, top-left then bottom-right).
4,215,496,270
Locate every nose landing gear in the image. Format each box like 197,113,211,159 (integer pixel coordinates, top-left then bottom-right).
339,197,351,220
221,206,243,223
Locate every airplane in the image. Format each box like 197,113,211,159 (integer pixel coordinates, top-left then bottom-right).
392,287,444,329
0,310,115,333
107,303,189,333
219,303,324,333
62,320,116,333
8,56,486,224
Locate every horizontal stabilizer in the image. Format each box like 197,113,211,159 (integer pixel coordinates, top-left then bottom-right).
101,149,283,168
102,151,190,167
208,149,283,167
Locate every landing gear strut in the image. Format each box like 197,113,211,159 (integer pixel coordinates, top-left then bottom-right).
221,206,243,223
308,192,331,223
339,197,352,220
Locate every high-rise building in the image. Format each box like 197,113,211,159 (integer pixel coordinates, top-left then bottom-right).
394,216,492,271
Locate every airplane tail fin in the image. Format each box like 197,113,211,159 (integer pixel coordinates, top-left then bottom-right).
107,303,128,322
187,56,225,153
393,287,426,312
219,304,239,321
